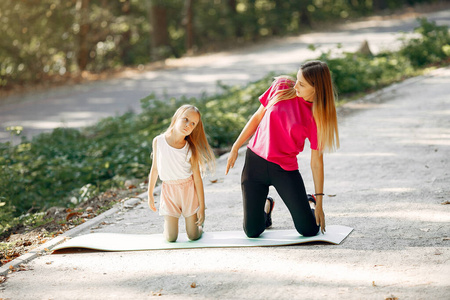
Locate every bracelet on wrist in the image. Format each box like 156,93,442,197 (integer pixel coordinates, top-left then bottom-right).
314,193,325,196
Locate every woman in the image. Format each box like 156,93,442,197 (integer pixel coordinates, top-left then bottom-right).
225,60,339,238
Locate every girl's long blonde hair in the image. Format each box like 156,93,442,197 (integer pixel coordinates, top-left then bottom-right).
166,105,216,174
267,60,340,152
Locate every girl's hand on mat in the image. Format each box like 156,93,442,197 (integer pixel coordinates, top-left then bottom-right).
225,150,238,175
196,207,205,226
315,206,326,234
148,195,157,212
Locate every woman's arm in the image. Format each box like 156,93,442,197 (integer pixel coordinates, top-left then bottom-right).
147,137,159,212
225,105,266,174
310,149,325,233
192,162,205,226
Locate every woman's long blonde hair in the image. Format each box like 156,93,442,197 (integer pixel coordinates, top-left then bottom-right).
166,105,216,174
267,60,340,152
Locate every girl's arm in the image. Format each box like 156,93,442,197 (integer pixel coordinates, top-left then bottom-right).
310,149,325,233
191,162,205,226
225,104,266,174
147,137,159,212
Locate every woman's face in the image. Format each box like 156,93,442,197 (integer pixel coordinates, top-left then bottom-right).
294,70,315,102
176,109,200,136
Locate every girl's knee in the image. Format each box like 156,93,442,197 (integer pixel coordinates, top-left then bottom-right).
164,231,178,242
187,230,201,241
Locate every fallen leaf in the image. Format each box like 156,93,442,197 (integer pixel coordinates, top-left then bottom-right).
385,295,398,300
210,179,218,183
151,290,162,296
0,275,6,284
328,194,337,197
190,282,197,288
66,211,82,221
443,237,450,241
372,281,377,287
18,264,30,271
441,200,450,205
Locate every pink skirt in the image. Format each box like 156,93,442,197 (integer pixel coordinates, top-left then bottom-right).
159,176,199,218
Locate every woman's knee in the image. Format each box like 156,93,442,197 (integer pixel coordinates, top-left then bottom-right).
244,225,264,238
295,225,319,237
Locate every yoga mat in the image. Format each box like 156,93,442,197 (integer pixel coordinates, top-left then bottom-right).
52,225,353,252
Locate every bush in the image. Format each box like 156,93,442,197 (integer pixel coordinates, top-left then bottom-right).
319,50,415,96
400,18,450,67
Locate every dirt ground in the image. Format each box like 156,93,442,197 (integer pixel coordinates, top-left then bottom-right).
0,66,448,300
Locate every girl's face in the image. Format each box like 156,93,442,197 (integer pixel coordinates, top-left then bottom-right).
176,109,200,136
294,70,315,102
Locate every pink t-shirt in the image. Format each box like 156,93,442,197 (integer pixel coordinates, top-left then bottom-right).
248,78,318,171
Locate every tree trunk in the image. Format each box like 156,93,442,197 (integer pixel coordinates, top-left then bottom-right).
272,0,284,35
184,0,194,53
149,0,170,60
227,0,243,38
299,0,311,29
373,0,388,11
77,0,90,71
121,0,132,65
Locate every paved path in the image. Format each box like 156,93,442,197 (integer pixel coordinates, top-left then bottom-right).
1,9,450,143
1,64,449,299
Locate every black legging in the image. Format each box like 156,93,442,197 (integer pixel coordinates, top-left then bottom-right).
241,148,319,238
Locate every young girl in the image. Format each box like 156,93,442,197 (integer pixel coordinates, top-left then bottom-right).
147,105,215,242
226,60,339,238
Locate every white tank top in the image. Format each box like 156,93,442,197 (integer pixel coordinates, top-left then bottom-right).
156,134,192,181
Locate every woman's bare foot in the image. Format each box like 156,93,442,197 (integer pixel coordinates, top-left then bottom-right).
265,199,271,213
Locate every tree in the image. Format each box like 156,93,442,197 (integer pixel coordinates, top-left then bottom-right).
184,0,195,53
227,0,243,38
149,0,171,60
121,0,133,65
77,0,90,71
373,0,388,11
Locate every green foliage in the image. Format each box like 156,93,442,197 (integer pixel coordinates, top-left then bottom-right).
319,50,415,95
400,18,450,67
1,17,449,233
0,0,434,88
0,0,151,87
315,18,449,96
0,0,76,86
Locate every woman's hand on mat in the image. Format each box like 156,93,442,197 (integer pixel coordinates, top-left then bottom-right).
225,150,238,175
315,205,326,234
148,195,157,212
196,207,205,226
